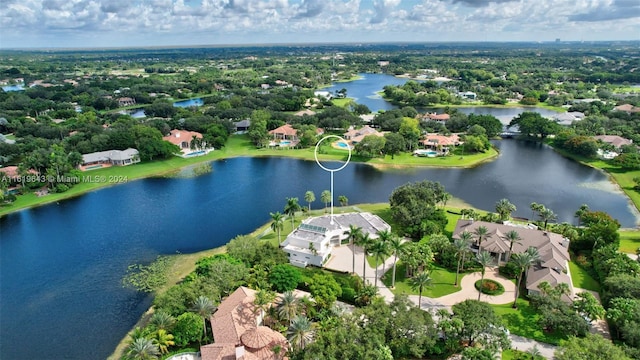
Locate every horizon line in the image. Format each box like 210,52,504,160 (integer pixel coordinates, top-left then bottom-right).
2,39,639,52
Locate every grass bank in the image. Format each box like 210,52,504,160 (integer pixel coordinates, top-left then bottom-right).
568,261,600,292
620,230,640,253
0,135,497,217
492,299,566,345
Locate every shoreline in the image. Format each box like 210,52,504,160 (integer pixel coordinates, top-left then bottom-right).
0,137,498,217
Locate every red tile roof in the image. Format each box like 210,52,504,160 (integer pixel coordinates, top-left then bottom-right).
269,124,297,137
162,129,203,146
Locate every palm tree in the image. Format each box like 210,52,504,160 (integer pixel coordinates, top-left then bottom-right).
320,190,331,212
270,211,285,243
152,329,175,355
537,281,552,296
474,226,489,251
376,229,393,276
409,271,433,308
278,290,299,325
357,233,373,283
458,230,473,271
553,283,571,299
149,311,175,331
254,289,276,320
338,195,348,207
530,202,543,221
452,238,468,286
287,315,315,350
388,236,405,289
355,284,378,306
192,295,217,340
475,251,493,301
512,247,540,308
439,192,452,209
284,197,301,230
539,207,557,230
495,198,516,221
343,225,363,275
370,239,390,287
126,337,160,360
304,191,315,212
505,230,522,261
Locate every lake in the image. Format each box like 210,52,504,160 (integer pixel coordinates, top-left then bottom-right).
0,140,637,359
323,73,559,122
124,98,204,118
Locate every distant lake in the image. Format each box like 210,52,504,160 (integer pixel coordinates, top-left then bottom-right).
323,73,560,123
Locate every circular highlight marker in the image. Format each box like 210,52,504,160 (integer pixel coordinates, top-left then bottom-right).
314,135,351,172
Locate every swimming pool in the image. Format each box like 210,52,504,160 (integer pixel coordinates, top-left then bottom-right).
337,142,350,149
279,141,291,146
414,150,438,157
184,150,206,157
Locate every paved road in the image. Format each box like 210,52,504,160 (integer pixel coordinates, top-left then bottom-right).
509,335,558,359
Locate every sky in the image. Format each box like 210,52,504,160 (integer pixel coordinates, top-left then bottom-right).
0,0,639,49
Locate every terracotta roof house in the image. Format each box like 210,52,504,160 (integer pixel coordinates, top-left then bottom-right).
419,133,462,152
200,287,289,360
420,112,450,123
594,135,633,149
342,125,383,144
81,148,140,169
613,104,640,113
163,129,204,149
281,212,391,268
452,219,573,298
269,124,298,141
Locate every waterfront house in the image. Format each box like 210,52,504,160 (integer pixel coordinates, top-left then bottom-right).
117,97,136,107
233,119,251,133
281,212,391,268
452,219,573,298
419,133,462,153
81,148,140,169
163,129,204,150
594,135,633,150
269,124,298,141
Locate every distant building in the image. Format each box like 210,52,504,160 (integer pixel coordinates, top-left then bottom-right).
281,212,391,268
594,135,633,149
233,119,251,133
163,129,203,150
343,125,383,144
117,97,136,107
458,91,477,100
313,91,333,100
613,104,640,114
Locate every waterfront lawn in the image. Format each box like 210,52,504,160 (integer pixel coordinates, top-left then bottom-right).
502,349,545,360
568,261,600,293
332,98,354,108
382,263,461,298
620,230,640,254
492,299,565,345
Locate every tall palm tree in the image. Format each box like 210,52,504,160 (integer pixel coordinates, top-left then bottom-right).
512,247,540,308
458,230,473,271
270,211,285,243
287,315,315,351
575,204,590,227
126,337,160,360
152,329,175,355
149,311,175,331
409,271,432,308
304,191,315,212
530,202,543,221
474,226,489,251
376,229,393,276
553,283,571,299
388,235,406,289
284,197,301,230
495,198,517,221
475,251,493,301
505,230,522,261
452,238,468,286
343,225,363,275
278,290,299,325
320,190,331,212
370,239,390,287
192,295,217,340
357,233,373,283
539,207,557,230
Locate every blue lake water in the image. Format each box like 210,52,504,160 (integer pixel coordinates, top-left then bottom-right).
173,98,204,108
1,140,638,359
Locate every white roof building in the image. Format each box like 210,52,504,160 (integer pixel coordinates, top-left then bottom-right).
281,212,391,268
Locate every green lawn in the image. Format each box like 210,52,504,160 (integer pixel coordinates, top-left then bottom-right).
620,230,640,254
502,349,545,360
382,263,462,298
492,299,566,345
331,98,354,108
568,261,601,292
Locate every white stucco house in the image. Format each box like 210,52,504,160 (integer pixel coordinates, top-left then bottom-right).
280,212,391,268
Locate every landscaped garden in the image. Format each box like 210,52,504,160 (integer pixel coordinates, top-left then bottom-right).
382,263,462,298
568,261,601,292
491,299,566,345
475,279,505,296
